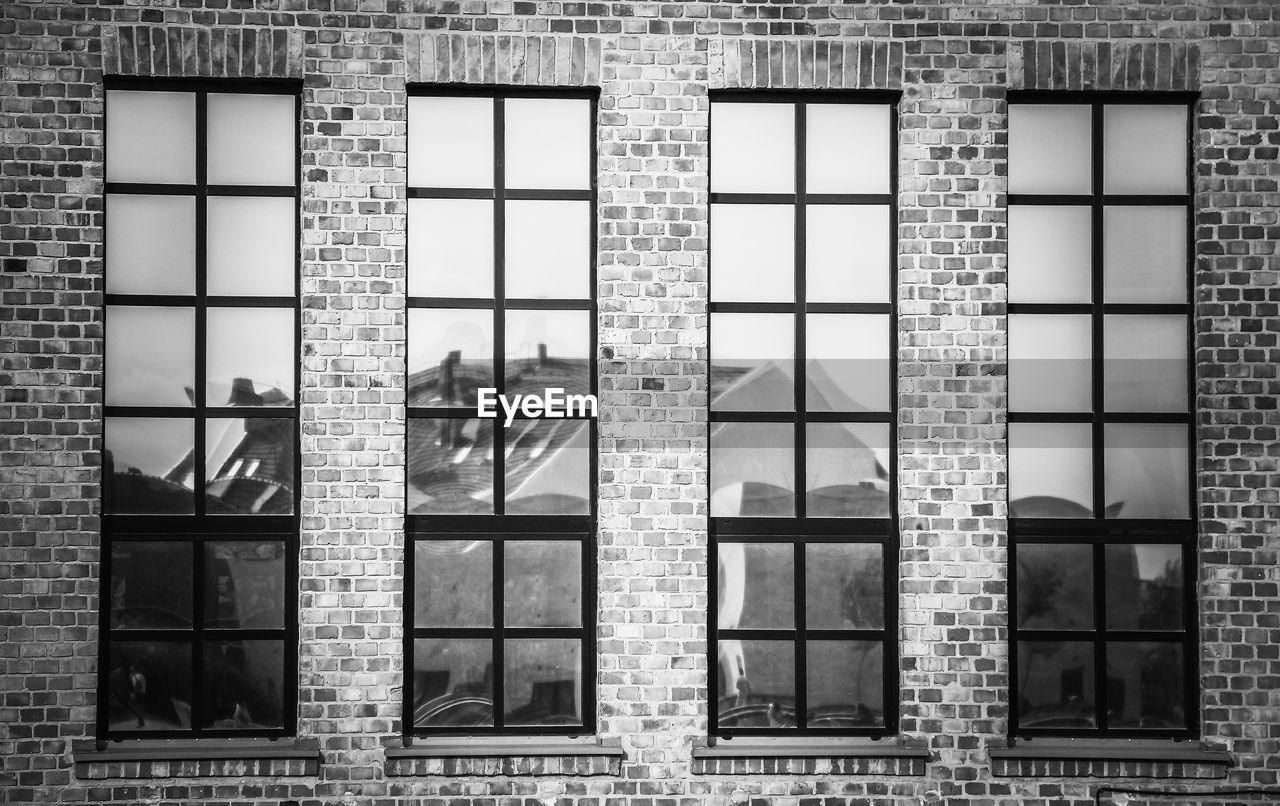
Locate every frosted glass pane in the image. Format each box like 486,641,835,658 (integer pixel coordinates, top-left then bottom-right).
710,422,794,517
504,98,590,190
408,96,494,189
407,308,493,407
711,102,794,193
1008,422,1093,518
806,314,890,412
806,104,891,194
1103,206,1187,303
504,200,590,299
1008,314,1091,412
206,93,295,186
1104,315,1187,413
806,205,890,303
504,541,582,626
104,417,195,514
408,198,493,298
806,423,891,518
206,308,294,407
106,195,196,295
206,197,295,297
1104,105,1187,195
105,306,195,407
710,313,794,411
1104,423,1189,519
106,90,195,184
1008,205,1091,303
710,204,794,302
1008,104,1091,194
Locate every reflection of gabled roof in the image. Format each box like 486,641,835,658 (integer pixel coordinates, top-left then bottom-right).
713,359,871,413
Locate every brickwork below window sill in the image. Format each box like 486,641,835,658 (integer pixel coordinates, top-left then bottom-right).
384,738,625,777
691,741,929,775
71,738,321,779
989,744,1230,779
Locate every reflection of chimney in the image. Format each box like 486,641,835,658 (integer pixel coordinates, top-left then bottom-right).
537,342,547,364
228,377,263,407
442,350,461,448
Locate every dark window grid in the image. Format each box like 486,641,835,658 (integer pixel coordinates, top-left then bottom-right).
403,86,599,738
1005,92,1197,739
99,78,302,742
707,93,900,738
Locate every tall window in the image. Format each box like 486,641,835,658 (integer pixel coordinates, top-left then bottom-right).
405,88,598,735
708,93,898,737
1007,94,1196,737
101,80,300,738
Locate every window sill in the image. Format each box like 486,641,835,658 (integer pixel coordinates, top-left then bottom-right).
989,740,1230,779
692,737,929,776
384,735,625,777
71,738,321,779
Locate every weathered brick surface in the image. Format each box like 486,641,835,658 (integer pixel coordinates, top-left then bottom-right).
2,1,1278,805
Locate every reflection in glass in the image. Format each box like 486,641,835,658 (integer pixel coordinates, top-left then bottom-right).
504,309,591,398
413,638,494,727
1016,641,1095,730
504,638,582,726
408,198,494,298
1008,314,1092,413
1103,105,1188,195
806,104,890,194
204,541,286,629
805,543,883,629
206,93,295,187
415,540,492,628
1016,544,1092,630
505,419,590,515
504,200,590,299
806,205,891,303
1105,544,1183,630
504,98,590,190
710,313,793,411
202,640,285,730
1106,642,1185,729
1008,205,1091,304
110,542,193,629
107,641,192,732
106,90,196,184
1008,422,1093,518
206,196,296,297
105,306,195,407
1103,206,1187,304
504,541,582,627
407,308,493,407
1103,315,1187,413
710,422,794,517
806,423,890,518
206,307,295,407
408,96,494,189
710,102,794,194
717,542,793,630
205,418,295,515
105,194,196,295
407,419,495,514
1104,423,1189,519
104,418,195,514
1008,104,1091,195
807,641,884,728
710,203,794,302
716,639,794,729
806,314,890,412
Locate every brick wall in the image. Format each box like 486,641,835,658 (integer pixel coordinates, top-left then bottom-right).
2,1,1278,805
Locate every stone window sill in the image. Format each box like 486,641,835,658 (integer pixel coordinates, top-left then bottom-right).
72,738,321,779
989,740,1230,779
384,735,625,777
692,737,929,775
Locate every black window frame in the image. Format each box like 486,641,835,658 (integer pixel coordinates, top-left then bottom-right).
99,77,302,741
707,90,901,739
403,85,599,738
1006,90,1199,740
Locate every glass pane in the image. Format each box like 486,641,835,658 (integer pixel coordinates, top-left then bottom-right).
104,418,195,514
1008,422,1093,518
1007,314,1091,413
806,204,890,303
205,418,295,515
202,640,285,730
504,200,590,299
107,641,192,732
1016,543,1092,630
716,639,794,728
805,542,884,629
105,195,196,295
504,97,590,190
710,203,794,303
408,198,494,298
106,90,195,184
1106,642,1186,729
204,541,286,629
110,542,193,629
1008,104,1091,195
807,641,884,728
710,422,794,517
1016,641,1095,731
415,540,492,628
1104,423,1189,519
1106,544,1183,630
806,314,890,412
504,540,582,627
105,306,195,407
407,308,493,407
206,93,295,187
413,638,494,728
505,419,591,515
1103,315,1188,413
806,104,890,194
504,638,582,726
206,196,295,297
1008,205,1091,304
408,96,494,189
407,419,494,514
806,423,890,518
504,309,591,398
710,313,793,411
1103,206,1187,304
206,307,294,406
1104,105,1188,195
717,542,793,630
710,102,794,194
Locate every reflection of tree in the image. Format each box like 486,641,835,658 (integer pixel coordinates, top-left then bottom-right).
1016,557,1066,698
840,552,883,716
1139,558,1182,630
